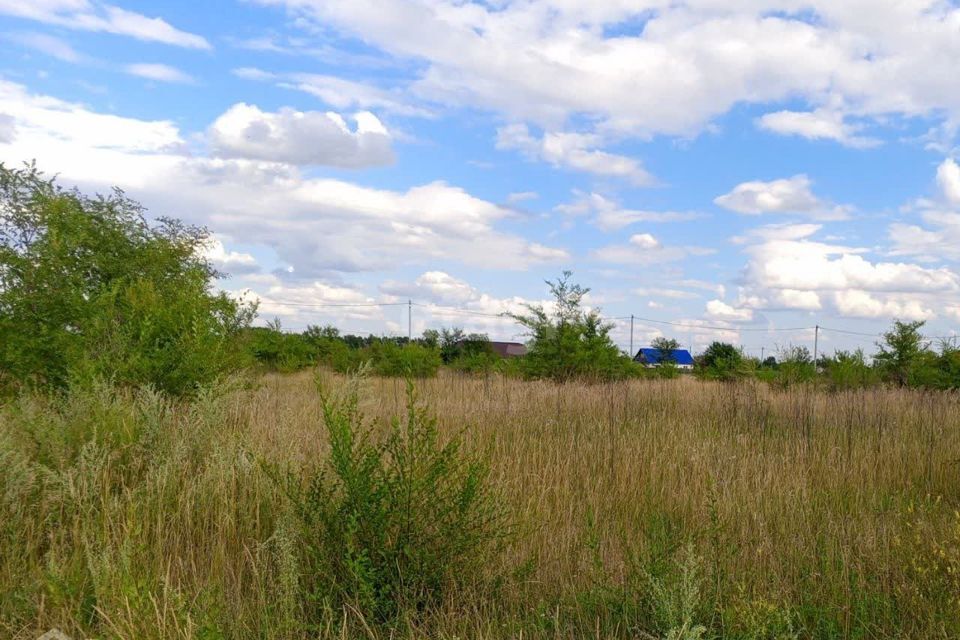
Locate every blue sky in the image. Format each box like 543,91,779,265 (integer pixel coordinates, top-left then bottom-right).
3,0,960,356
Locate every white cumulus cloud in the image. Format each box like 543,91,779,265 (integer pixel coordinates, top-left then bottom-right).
202,237,259,274
0,78,183,155
889,159,960,262
937,158,960,205
208,103,393,168
256,0,960,146
555,191,701,230
734,223,958,321
496,124,652,186
0,0,210,49
629,233,661,250
757,108,880,149
6,31,83,62
715,175,851,220
0,79,567,280
705,300,754,322
124,63,194,84
593,234,712,266
0,114,14,143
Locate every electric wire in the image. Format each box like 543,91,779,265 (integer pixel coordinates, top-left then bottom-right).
252,297,959,343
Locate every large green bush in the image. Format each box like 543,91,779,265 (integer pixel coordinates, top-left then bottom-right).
872,321,960,390
369,341,441,378
695,342,748,381
448,348,502,374
430,328,492,363
510,272,635,382
328,339,441,378
770,346,816,389
278,377,507,624
874,320,928,387
428,328,505,374
248,321,319,372
0,163,254,395
820,349,880,390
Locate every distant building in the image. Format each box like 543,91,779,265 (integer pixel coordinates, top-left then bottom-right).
634,348,694,370
489,341,527,358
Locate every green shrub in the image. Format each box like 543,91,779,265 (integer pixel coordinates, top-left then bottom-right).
821,349,880,391
277,377,507,624
449,349,501,374
653,360,682,379
905,343,960,390
874,320,929,387
433,328,494,364
248,321,318,372
370,341,441,378
724,593,799,640
303,324,344,361
493,354,526,378
934,344,960,389
695,342,748,381
558,513,711,640
0,163,254,395
770,346,815,389
327,340,441,378
327,340,366,374
648,545,708,640
510,272,636,382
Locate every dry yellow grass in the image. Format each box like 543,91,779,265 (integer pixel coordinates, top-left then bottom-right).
3,371,960,639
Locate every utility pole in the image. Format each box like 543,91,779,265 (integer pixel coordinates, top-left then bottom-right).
813,324,819,371
408,299,412,341
629,314,634,358
761,346,765,363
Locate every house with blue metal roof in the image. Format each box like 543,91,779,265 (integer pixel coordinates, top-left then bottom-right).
634,348,695,369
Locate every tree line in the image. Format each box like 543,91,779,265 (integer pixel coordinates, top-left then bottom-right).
3,162,959,396
692,322,960,390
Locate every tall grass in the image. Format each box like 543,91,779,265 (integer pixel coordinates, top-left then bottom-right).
2,372,960,638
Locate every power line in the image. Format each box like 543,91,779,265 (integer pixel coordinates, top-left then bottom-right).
818,326,881,338
411,302,516,319
820,326,960,341
256,300,408,308
252,297,959,345
621,314,813,333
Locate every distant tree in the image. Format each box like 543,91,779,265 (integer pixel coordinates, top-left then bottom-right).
772,345,815,388
699,342,740,368
438,327,466,363
436,328,492,365
782,345,812,364
651,336,680,362
302,324,343,361
697,342,745,381
0,162,254,394
931,341,960,389
342,334,373,349
509,271,633,382
367,341,441,378
820,349,879,390
248,319,317,372
761,356,778,369
420,329,440,349
304,324,340,342
874,320,929,387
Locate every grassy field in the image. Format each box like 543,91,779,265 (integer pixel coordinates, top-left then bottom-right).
2,371,960,639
